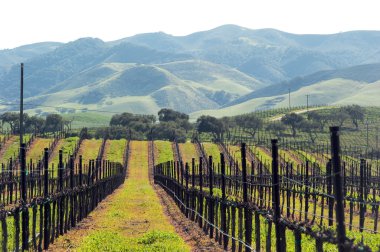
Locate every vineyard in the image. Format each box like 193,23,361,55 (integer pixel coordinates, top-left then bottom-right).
153,129,380,251
0,109,379,251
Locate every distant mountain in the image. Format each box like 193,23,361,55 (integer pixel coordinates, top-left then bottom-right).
119,25,380,83
20,61,262,114
2,25,380,116
0,42,62,75
0,38,192,100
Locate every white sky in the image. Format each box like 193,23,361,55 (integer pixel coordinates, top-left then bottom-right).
1,0,380,49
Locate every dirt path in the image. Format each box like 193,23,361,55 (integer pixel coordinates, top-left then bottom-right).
270,107,324,121
149,141,225,252
49,141,189,251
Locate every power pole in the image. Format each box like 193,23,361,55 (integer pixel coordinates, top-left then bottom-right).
306,94,309,112
20,63,24,146
366,119,369,151
20,62,28,250
288,88,291,109
376,126,379,151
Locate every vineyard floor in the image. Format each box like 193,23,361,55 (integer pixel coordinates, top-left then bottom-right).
49,141,189,252
0,135,16,162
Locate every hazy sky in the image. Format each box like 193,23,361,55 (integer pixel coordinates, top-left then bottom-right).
1,0,379,49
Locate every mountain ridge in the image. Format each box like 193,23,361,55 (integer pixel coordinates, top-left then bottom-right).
1,25,380,116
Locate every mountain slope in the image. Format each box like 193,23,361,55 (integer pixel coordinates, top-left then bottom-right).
0,42,62,75
22,63,250,114
190,78,366,119
41,60,261,110
158,60,264,92
228,63,380,106
2,25,380,116
119,25,380,84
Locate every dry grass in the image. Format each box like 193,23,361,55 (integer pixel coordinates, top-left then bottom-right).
26,138,53,164
77,139,103,165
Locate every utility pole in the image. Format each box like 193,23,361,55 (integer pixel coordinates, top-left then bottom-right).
376,126,379,151
366,119,369,151
306,94,309,112
288,88,291,109
20,61,28,251
20,63,24,146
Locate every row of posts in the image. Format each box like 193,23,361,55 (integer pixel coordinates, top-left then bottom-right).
263,127,347,251
19,144,112,250
163,126,348,252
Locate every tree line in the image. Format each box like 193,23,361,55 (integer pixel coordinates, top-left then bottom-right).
0,112,70,134
0,105,365,143
94,105,365,143
195,105,365,143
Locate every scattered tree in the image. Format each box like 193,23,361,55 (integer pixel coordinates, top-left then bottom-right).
343,105,365,130
281,113,304,137
27,115,45,133
307,111,330,131
152,121,187,142
333,111,350,128
0,112,19,133
158,108,188,122
266,122,286,139
235,114,263,138
45,114,63,132
300,120,319,143
197,115,226,141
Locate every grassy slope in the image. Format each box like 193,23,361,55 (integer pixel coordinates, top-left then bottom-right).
26,138,53,164
49,137,79,167
77,139,103,165
0,135,31,163
190,79,364,119
158,60,262,94
75,141,189,251
103,139,126,163
178,142,198,165
0,136,19,164
154,140,174,164
202,142,221,164
62,112,112,129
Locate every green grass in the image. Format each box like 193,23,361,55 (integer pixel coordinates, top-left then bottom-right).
154,140,174,164
103,139,126,163
26,138,53,164
77,139,103,165
178,142,198,165
62,112,112,129
0,136,19,164
0,134,33,165
74,141,189,251
49,137,79,168
202,142,221,164
252,146,272,166
227,144,242,163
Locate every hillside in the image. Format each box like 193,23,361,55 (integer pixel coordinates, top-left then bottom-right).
21,62,262,114
190,78,370,119
121,25,380,83
2,25,380,115
227,63,380,107
0,42,62,75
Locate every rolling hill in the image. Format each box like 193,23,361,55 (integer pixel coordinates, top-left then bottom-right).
190,78,367,119
227,63,380,107
1,25,380,117
0,42,62,75
18,61,262,115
